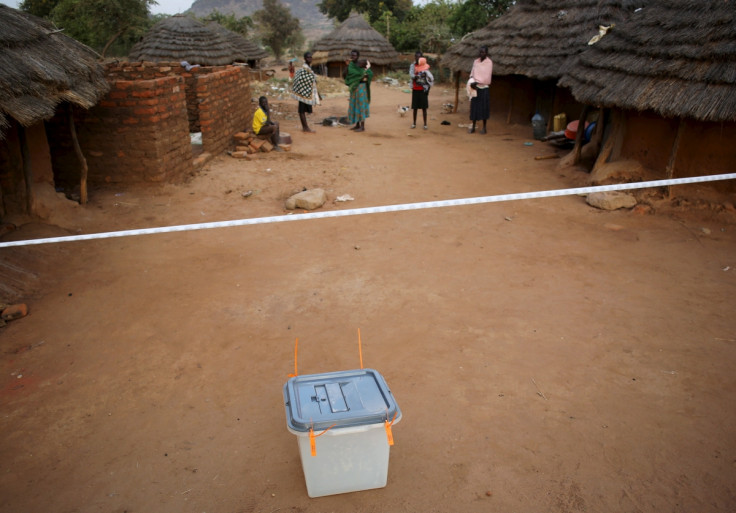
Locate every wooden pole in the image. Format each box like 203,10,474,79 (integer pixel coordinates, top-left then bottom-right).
506,77,514,125
665,118,686,197
17,125,32,214
453,70,460,113
592,109,625,173
68,104,89,204
571,105,591,165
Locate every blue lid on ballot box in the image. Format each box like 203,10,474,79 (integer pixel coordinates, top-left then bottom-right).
284,368,401,432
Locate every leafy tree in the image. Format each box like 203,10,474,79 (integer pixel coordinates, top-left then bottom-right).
19,0,60,18
449,0,513,37
198,10,253,38
375,1,456,54
318,0,412,24
253,0,302,62
49,0,155,57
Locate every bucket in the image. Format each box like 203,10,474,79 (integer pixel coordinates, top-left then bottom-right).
284,368,401,497
532,113,546,140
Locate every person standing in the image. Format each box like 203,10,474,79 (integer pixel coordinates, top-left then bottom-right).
291,51,320,133
410,57,433,130
468,46,493,134
344,49,373,132
409,50,422,83
252,96,282,151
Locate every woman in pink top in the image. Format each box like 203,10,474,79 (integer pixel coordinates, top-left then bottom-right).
468,46,493,134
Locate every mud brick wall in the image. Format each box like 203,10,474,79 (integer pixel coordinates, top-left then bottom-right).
106,61,201,133
77,75,192,183
196,66,253,155
48,62,254,185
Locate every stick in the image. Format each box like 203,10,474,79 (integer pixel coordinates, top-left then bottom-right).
531,378,548,400
534,154,560,160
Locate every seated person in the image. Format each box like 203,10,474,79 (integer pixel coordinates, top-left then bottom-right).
252,96,282,150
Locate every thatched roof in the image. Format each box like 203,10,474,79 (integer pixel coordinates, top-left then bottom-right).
129,15,248,66
560,0,736,122
311,12,398,66
442,0,647,80
206,23,268,64
0,5,109,138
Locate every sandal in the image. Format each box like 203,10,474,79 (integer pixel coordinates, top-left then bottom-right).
411,124,416,129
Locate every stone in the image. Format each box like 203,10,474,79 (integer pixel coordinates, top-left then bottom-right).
285,189,327,210
2,303,28,321
193,152,211,168
586,191,637,210
589,160,649,185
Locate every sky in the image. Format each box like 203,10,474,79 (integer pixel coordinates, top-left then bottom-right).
2,0,434,16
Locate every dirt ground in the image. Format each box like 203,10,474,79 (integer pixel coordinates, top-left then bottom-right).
1,69,736,513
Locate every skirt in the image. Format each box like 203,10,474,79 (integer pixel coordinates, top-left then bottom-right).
411,88,428,110
348,83,370,123
469,87,490,121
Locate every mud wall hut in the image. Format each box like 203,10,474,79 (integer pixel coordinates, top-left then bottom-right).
442,0,647,131
129,15,249,66
0,5,110,219
311,12,399,78
559,0,736,195
206,22,269,69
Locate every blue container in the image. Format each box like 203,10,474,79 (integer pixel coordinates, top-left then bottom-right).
532,112,546,140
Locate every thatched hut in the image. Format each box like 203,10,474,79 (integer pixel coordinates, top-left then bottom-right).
311,12,399,77
206,22,269,69
559,0,736,194
129,15,248,66
0,5,109,218
442,0,646,127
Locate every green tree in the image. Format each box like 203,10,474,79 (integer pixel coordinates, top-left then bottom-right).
318,0,412,24
19,0,60,18
375,1,456,54
199,10,253,37
253,0,302,62
50,0,155,57
449,0,513,37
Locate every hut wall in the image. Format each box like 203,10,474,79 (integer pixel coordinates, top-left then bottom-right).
620,110,736,194
0,122,53,217
488,76,584,130
195,66,252,155
489,76,536,125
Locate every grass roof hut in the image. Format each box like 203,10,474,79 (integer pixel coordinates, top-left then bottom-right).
559,0,736,195
311,12,399,78
206,22,269,69
129,15,247,66
0,5,109,217
442,0,646,128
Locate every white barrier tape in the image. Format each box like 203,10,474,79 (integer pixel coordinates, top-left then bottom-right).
1,173,734,248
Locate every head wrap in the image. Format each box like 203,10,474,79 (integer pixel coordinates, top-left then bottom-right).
415,57,430,73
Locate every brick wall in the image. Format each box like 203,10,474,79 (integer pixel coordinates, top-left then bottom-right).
78,74,192,183
48,62,254,185
196,66,253,155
